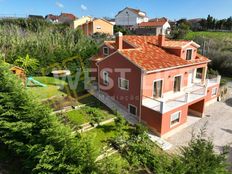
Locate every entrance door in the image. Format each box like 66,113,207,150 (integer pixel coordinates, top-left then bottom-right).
153,80,163,98
188,71,194,86
174,76,181,92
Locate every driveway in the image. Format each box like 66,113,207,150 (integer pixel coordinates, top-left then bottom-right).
166,100,232,170
166,101,232,150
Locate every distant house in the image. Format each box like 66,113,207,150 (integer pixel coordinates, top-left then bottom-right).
58,13,77,25
45,13,77,24
71,16,92,29
135,18,171,35
45,14,59,23
79,18,114,36
188,18,204,31
28,15,44,20
115,7,149,27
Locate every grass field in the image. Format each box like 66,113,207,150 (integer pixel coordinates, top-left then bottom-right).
184,31,232,40
83,122,117,149
26,76,85,100
26,76,67,100
66,106,115,125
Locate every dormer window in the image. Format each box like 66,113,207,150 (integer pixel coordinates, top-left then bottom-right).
103,47,109,56
186,49,193,60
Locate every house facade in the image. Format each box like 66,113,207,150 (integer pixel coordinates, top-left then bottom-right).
80,18,114,36
115,7,149,26
135,18,171,36
71,16,92,29
91,32,220,137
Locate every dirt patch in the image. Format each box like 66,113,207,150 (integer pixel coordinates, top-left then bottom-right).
43,96,77,111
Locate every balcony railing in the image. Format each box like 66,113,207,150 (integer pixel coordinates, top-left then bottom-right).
142,75,221,114
206,75,221,87
143,85,207,114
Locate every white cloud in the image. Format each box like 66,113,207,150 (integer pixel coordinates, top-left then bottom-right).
56,2,64,8
81,4,87,11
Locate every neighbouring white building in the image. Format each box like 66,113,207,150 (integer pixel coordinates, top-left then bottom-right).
115,7,149,26
135,18,171,36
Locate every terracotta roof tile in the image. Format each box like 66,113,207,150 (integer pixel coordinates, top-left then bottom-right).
60,13,77,20
138,21,167,27
163,40,192,49
120,36,209,71
97,36,209,72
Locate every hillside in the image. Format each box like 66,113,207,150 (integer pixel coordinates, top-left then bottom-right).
184,31,232,77
185,31,232,40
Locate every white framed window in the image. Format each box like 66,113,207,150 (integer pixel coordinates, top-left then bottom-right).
173,75,182,92
153,79,163,98
170,111,181,127
128,104,137,116
118,78,129,90
103,71,109,85
212,87,218,96
186,49,193,60
96,25,102,29
103,47,109,56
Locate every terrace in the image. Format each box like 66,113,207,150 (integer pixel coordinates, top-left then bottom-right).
142,76,221,113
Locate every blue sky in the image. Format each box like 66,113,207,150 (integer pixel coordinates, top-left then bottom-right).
0,0,231,20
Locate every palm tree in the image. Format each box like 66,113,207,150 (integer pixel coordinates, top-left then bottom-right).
14,54,39,75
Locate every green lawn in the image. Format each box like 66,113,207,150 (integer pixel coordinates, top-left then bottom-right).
26,76,68,100
82,122,120,150
64,94,118,126
184,31,232,40
27,85,67,100
66,106,115,125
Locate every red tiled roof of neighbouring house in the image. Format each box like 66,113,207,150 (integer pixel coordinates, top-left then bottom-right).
97,36,209,72
149,17,168,22
60,13,77,20
138,21,167,27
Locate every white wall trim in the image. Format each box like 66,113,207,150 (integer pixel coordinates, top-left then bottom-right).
118,77,129,91
186,48,194,60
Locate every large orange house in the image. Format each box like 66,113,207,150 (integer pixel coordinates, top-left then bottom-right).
91,32,220,137
80,18,114,36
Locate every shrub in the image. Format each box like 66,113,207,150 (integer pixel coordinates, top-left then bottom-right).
0,63,99,173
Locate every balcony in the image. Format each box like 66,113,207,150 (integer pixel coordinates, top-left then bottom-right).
142,76,221,114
